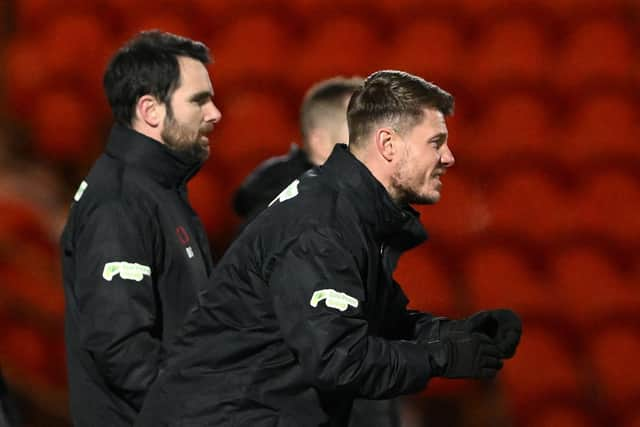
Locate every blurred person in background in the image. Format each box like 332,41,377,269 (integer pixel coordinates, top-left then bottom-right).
60,30,221,426
232,76,363,223
135,70,521,427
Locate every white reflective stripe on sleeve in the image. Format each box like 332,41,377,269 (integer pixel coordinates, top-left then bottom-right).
310,289,359,312
102,262,151,282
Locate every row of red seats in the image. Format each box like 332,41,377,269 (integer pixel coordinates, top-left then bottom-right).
499,322,640,426
396,243,640,327
7,13,638,111
9,83,639,172
420,168,640,247
0,314,66,389
12,0,636,32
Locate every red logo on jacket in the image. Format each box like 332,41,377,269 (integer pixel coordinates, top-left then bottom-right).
176,226,190,245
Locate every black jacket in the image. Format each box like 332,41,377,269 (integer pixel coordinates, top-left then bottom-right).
60,125,214,426
232,144,313,221
136,145,435,427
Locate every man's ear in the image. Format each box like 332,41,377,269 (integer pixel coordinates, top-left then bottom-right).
135,95,164,128
374,128,395,162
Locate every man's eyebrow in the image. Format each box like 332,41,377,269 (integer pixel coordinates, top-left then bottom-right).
189,91,213,102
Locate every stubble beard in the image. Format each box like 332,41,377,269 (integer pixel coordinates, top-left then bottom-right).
390,155,439,206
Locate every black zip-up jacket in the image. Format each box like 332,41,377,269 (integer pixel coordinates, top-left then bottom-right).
60,125,214,426
136,145,435,427
234,145,402,427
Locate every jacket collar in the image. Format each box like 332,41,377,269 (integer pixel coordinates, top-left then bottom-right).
104,124,204,188
289,144,314,169
321,144,428,249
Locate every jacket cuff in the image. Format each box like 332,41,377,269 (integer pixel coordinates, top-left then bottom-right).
396,341,432,393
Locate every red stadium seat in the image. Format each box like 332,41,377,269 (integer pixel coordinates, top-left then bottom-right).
535,0,626,18
0,264,64,319
213,91,297,187
40,14,110,78
500,324,584,417
386,18,463,82
459,0,550,18
414,172,489,243
128,13,193,39
525,403,598,427
375,0,454,17
588,325,640,413
0,323,49,379
463,91,553,165
104,0,209,40
556,18,635,89
623,410,640,427
210,14,294,86
0,197,52,248
560,93,640,166
550,246,640,329
466,16,549,88
7,18,111,118
13,0,89,32
574,170,640,246
185,0,234,39
187,170,230,238
287,0,373,20
462,245,561,319
31,90,99,163
484,169,570,244
394,246,458,317
39,14,114,111
291,16,382,91
5,37,50,117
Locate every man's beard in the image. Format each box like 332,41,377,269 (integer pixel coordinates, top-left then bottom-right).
390,154,439,205
161,112,210,162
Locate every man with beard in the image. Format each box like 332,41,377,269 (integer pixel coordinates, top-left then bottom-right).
60,30,221,426
233,76,403,427
135,70,521,427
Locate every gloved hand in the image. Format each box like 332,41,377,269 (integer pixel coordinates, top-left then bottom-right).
423,332,503,379
449,309,522,358
416,310,522,359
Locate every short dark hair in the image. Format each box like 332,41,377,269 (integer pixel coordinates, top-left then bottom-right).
300,76,364,142
103,30,211,127
347,70,454,148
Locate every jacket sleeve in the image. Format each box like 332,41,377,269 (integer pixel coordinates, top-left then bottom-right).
382,280,440,341
269,228,433,399
71,199,162,409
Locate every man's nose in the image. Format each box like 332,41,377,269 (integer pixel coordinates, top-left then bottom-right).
204,102,222,124
441,146,455,167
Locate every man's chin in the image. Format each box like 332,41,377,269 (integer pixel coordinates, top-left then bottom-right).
409,192,440,205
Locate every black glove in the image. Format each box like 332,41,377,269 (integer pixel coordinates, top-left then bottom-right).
453,309,522,358
424,332,503,379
